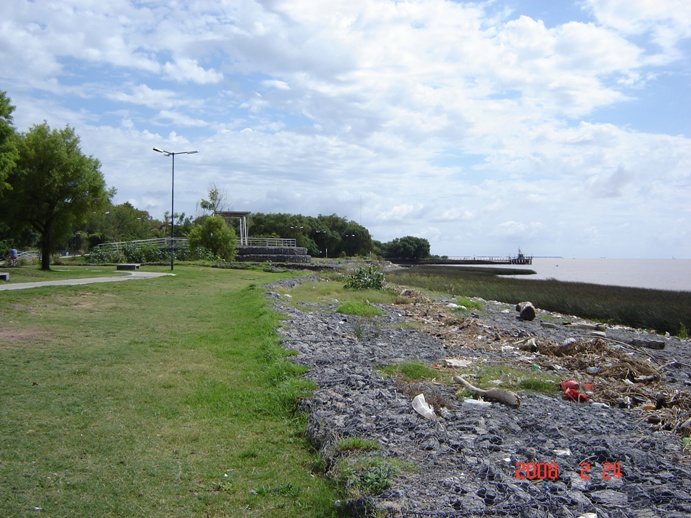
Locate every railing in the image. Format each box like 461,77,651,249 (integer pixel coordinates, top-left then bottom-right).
94,237,298,251
95,238,188,252
244,238,296,247
444,255,533,265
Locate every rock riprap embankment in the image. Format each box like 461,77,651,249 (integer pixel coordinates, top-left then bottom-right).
267,278,691,517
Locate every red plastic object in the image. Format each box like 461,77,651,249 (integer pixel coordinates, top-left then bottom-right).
560,380,580,391
564,388,588,402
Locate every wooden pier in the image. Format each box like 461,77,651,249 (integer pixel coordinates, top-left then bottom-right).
394,250,533,266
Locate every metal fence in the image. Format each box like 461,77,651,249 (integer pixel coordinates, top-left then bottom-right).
94,237,298,252
244,238,296,247
94,238,187,252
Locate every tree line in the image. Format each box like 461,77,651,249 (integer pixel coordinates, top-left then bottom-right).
0,91,431,269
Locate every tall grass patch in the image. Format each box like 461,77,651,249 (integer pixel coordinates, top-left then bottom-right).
336,300,386,317
378,361,439,381
273,278,398,310
388,266,691,336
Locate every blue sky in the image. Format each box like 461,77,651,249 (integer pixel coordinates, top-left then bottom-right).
1,0,689,258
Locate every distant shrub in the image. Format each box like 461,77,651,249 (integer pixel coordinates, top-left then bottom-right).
123,243,145,263
87,247,122,264
191,246,216,261
679,323,689,339
344,265,385,290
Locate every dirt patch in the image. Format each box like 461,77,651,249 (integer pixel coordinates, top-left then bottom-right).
0,328,51,346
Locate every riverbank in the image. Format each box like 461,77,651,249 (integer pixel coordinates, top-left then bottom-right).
386,264,691,337
269,276,691,517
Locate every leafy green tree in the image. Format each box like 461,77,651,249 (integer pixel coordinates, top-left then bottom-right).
247,212,374,258
187,215,237,261
81,202,153,247
381,236,431,261
5,122,109,269
0,91,18,195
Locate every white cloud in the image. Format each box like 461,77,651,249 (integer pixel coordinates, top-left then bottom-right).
0,0,689,258
162,58,223,84
582,0,691,62
106,84,181,109
156,110,208,128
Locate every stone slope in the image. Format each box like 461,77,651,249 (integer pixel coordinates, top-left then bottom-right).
267,279,691,517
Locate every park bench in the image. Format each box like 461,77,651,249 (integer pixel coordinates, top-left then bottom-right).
116,263,140,271
0,272,8,281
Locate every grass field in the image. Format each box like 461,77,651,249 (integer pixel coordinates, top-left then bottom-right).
2,260,688,517
0,265,340,517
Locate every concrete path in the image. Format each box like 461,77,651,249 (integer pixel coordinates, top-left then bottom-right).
0,271,174,291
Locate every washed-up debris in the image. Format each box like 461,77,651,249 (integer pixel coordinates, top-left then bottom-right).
561,379,589,402
454,375,521,408
515,301,536,321
462,398,492,408
629,337,666,350
444,358,474,368
561,379,580,391
564,387,589,402
633,374,660,384
412,393,436,420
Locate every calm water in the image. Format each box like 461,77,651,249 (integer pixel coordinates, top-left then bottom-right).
478,258,691,292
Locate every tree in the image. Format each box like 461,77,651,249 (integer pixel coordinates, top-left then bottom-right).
6,122,109,269
187,215,237,261
80,201,153,249
382,236,431,261
199,183,228,214
0,91,18,196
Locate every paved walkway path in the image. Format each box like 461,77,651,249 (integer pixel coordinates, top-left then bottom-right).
0,271,174,291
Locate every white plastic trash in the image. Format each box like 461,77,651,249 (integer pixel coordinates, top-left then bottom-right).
412,394,436,420
462,398,492,408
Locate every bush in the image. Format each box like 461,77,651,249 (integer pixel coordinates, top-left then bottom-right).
191,246,216,261
187,216,237,262
344,265,385,290
87,247,122,264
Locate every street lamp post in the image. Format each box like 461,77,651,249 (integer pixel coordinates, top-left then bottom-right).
153,147,198,270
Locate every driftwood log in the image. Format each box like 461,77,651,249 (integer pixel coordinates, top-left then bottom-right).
454,375,521,408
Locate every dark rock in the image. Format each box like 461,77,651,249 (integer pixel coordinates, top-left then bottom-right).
590,489,628,506
267,274,691,517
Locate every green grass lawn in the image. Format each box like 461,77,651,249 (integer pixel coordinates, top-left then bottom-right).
0,266,339,517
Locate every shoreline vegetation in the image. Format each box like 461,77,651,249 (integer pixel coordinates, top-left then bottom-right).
386,265,691,337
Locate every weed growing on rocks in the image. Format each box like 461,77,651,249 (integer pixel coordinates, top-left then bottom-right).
337,300,386,317
336,436,381,453
344,265,385,290
378,361,438,381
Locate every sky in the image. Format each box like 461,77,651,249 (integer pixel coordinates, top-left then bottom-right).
1,0,690,259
